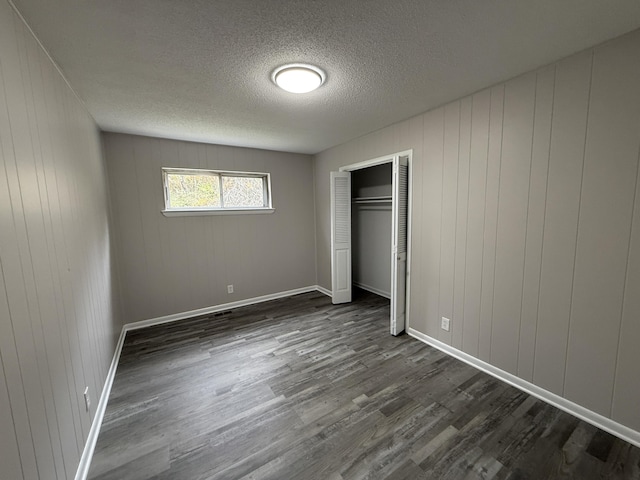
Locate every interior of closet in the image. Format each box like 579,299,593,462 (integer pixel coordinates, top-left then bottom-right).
351,162,393,300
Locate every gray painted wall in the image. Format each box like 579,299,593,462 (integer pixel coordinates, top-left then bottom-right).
0,2,122,478
314,29,640,431
352,164,392,297
104,133,317,323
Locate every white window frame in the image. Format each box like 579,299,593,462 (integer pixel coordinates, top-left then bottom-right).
161,167,274,216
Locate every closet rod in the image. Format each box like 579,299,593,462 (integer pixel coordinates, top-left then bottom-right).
352,195,392,204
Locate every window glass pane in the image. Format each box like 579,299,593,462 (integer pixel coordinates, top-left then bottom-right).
222,176,264,208
167,173,220,208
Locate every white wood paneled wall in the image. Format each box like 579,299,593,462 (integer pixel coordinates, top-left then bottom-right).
0,2,121,478
103,132,317,324
314,29,640,431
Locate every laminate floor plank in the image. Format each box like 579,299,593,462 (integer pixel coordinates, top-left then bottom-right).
88,289,640,479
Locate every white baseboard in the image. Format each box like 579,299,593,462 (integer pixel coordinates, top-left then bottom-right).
74,327,127,480
352,282,391,299
75,285,329,479
408,328,640,448
124,285,321,331
316,285,332,297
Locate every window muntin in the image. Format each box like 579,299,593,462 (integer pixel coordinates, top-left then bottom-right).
162,168,271,212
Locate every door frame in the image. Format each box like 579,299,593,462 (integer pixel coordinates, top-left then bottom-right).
338,149,413,333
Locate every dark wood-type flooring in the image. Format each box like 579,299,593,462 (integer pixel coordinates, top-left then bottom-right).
88,289,640,479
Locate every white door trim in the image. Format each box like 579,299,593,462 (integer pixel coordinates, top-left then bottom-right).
339,151,407,172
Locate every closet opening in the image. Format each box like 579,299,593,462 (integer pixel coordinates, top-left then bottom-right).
351,163,393,300
330,150,411,335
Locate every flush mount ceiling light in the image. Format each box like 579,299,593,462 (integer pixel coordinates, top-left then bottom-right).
272,64,326,93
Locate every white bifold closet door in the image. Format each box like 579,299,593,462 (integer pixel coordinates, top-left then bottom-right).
330,171,352,304
390,155,409,335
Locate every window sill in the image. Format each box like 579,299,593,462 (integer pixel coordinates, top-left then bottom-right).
162,208,275,217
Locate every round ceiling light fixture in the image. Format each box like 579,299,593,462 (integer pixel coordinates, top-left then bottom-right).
272,64,326,93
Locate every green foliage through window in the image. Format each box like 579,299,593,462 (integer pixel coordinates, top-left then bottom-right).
167,172,221,208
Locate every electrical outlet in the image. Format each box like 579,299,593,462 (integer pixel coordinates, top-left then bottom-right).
83,387,90,412
227,284,234,294
441,317,451,332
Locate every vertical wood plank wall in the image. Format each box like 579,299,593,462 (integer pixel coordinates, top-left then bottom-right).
314,29,640,431
0,1,121,478
103,133,317,323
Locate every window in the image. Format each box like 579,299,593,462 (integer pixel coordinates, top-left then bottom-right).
162,168,273,215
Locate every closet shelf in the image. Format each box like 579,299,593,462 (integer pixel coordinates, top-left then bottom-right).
352,196,392,204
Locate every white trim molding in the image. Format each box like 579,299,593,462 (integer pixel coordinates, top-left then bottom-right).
316,285,332,297
74,328,127,480
162,208,274,217
352,281,391,299
75,285,330,479
338,149,413,173
408,328,640,448
125,286,320,331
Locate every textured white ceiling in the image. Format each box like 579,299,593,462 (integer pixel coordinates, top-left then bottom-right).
11,0,640,154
